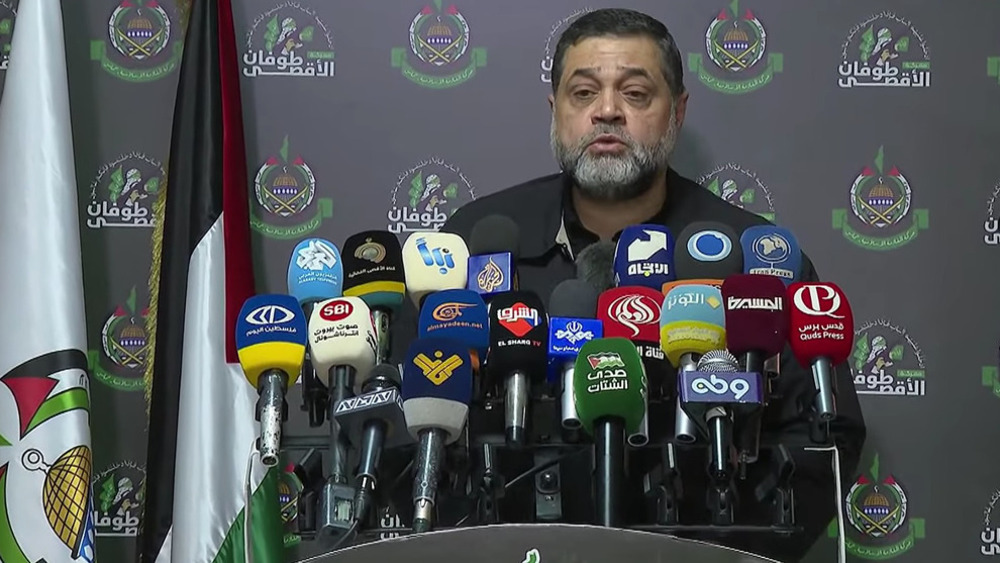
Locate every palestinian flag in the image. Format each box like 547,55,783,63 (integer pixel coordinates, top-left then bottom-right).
137,0,283,561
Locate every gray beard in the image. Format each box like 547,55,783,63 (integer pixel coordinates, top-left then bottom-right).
550,113,678,202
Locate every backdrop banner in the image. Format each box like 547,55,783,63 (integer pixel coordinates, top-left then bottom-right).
0,1,997,561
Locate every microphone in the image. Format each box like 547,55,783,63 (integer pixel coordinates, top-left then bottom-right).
401,338,474,533
235,294,308,467
487,291,548,446
788,282,854,421
721,274,789,464
287,237,343,427
674,222,743,279
547,279,603,431
342,230,406,365
576,239,616,294
659,284,727,444
402,231,470,308
740,225,802,286
597,286,664,447
467,214,520,297
418,289,489,370
678,349,765,524
679,351,764,473
613,224,676,289
333,363,410,524
573,337,646,527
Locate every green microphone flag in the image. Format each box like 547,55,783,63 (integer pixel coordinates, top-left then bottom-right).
572,338,647,435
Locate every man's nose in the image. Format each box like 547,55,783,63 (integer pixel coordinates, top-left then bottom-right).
591,90,624,125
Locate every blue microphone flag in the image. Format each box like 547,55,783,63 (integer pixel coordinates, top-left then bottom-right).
287,238,343,304
678,370,764,405
235,294,308,349
613,224,676,288
402,338,473,404
740,225,802,285
418,289,489,352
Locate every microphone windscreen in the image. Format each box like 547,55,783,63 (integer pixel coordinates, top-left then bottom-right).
367,363,402,387
402,231,470,306
597,286,663,343
287,238,343,304
401,338,473,442
487,291,548,382
469,214,521,259
740,225,802,285
236,294,308,387
721,274,789,356
659,284,726,366
418,289,489,352
788,282,854,366
613,224,676,288
342,230,406,309
549,279,600,318
572,337,646,435
674,222,743,280
308,297,377,389
575,239,616,294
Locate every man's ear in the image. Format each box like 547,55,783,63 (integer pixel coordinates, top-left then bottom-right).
547,93,555,112
674,90,690,129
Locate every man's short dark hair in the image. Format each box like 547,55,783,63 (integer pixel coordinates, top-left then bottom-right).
551,8,685,98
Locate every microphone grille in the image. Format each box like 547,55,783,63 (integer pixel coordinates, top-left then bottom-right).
696,349,739,372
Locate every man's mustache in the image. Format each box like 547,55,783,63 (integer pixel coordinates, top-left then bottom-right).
574,127,635,152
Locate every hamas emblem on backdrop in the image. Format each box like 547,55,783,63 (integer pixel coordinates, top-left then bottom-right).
985,180,999,246
89,286,149,392
242,1,335,78
90,0,183,82
85,151,162,229
279,467,305,547
983,363,1000,400
698,162,776,221
0,1,15,72
93,460,145,537
391,0,486,89
838,11,931,89
851,318,925,397
832,145,928,250
388,157,476,238
688,0,782,94
252,135,332,240
989,49,1000,85
829,453,925,559
539,8,592,84
0,350,97,562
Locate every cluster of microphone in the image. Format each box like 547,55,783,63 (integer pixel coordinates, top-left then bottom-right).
229,213,857,543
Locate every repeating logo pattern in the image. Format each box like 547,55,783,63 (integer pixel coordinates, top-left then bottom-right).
838,12,931,89
251,135,333,239
829,453,924,559
391,0,486,89
986,180,999,246
833,146,929,251
689,0,782,94
698,162,776,221
983,364,1000,400
990,50,1000,85
0,1,14,72
539,8,592,84
85,152,162,229
388,157,476,237
90,0,183,82
88,286,149,392
92,460,145,537
242,1,335,78
851,318,925,397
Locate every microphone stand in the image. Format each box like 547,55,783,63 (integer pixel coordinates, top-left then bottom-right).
594,415,625,527
706,406,736,526
505,370,530,446
300,302,328,427
476,440,503,524
318,366,356,540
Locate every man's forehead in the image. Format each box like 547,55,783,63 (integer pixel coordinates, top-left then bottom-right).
562,37,662,77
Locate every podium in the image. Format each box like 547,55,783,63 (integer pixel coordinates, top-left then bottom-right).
297,524,779,563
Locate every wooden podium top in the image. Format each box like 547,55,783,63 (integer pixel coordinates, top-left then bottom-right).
298,524,779,563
